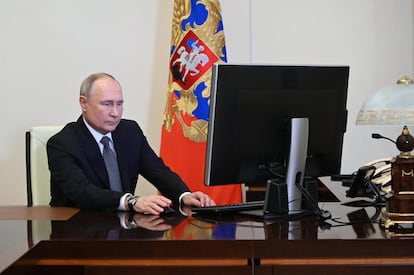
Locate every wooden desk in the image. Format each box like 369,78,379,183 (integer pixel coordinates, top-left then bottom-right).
0,206,78,220
1,206,254,275
0,206,77,274
2,181,414,274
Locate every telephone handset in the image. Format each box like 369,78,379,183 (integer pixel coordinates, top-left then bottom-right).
346,165,377,199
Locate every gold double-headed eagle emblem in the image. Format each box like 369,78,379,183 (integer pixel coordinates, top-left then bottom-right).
163,0,226,143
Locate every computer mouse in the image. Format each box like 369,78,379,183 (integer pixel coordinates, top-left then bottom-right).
161,206,175,216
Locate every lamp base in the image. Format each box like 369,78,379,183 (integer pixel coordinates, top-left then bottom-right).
381,210,414,238
387,193,414,214
383,153,414,236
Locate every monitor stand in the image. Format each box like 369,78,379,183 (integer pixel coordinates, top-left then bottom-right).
241,117,310,220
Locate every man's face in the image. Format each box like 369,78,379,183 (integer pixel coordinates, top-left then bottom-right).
80,76,124,134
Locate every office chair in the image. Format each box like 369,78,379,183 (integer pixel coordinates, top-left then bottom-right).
25,126,63,206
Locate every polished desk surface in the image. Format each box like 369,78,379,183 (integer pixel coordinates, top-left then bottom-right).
2,178,414,274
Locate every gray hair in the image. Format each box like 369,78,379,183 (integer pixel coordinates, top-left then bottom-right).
79,73,118,98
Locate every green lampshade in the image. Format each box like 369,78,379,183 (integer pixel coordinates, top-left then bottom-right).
356,76,414,125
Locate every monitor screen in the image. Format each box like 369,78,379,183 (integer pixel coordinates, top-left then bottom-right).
205,64,349,187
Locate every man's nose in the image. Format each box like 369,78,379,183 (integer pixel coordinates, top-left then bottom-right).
110,105,121,116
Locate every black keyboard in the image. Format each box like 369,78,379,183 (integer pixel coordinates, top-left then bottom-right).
192,200,264,214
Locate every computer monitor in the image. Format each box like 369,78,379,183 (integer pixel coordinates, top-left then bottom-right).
204,64,349,210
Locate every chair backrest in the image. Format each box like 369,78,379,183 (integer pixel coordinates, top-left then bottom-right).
26,126,63,206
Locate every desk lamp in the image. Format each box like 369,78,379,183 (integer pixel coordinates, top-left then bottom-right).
357,76,414,232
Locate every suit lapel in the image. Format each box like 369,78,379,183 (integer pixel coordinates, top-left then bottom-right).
77,117,110,189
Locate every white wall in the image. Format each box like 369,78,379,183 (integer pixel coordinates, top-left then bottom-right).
0,0,412,205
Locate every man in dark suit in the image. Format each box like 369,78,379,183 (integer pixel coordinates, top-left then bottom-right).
47,72,215,214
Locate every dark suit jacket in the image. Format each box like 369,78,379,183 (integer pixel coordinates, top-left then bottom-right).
47,116,190,210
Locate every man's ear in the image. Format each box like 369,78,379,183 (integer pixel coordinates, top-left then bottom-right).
79,95,87,111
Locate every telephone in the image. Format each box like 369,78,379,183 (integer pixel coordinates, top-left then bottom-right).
366,158,392,191
332,158,392,187
332,157,392,206
345,165,377,199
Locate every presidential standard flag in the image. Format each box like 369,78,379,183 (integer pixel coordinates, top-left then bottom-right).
160,0,242,204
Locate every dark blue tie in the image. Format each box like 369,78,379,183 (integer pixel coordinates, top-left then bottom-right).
100,136,122,192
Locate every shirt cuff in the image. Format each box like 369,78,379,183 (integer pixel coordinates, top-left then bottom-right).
179,191,191,205
117,212,128,228
118,193,133,211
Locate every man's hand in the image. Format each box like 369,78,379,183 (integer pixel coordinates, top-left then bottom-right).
123,212,172,231
131,195,172,215
133,214,172,231
181,191,216,207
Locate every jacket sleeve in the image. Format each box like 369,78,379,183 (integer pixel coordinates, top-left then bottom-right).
115,120,191,205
